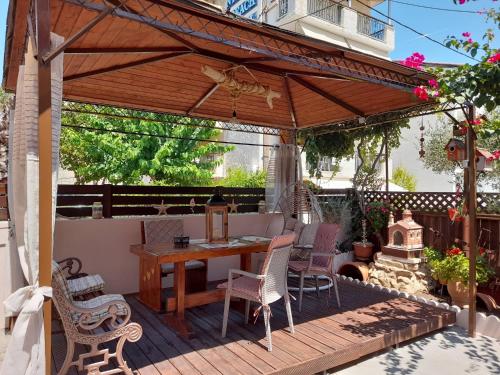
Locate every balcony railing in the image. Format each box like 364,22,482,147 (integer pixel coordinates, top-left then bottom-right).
357,12,387,41
278,0,289,18
307,0,342,25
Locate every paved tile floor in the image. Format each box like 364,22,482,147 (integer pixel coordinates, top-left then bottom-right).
333,327,500,375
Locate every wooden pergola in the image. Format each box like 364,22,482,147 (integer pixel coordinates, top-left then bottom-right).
3,0,479,372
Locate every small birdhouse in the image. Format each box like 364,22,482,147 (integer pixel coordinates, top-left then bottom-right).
444,139,466,161
475,148,494,172
205,187,229,243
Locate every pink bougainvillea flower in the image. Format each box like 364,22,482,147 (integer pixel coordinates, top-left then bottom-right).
487,52,500,63
401,52,426,70
413,86,429,101
468,119,482,125
492,150,500,160
466,38,473,44
428,79,438,88
458,0,466,4
462,32,471,38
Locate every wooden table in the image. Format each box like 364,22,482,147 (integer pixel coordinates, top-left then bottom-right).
130,237,270,336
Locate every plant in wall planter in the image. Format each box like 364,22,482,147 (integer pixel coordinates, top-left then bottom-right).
353,219,374,259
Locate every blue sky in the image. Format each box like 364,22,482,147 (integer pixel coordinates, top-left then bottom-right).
0,0,497,75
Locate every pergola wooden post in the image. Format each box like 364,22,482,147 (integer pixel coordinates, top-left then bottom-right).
465,104,477,337
36,0,54,370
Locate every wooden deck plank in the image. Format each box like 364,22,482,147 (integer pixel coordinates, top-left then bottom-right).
192,304,294,370
52,280,455,375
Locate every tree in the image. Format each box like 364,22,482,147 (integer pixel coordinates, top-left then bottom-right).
423,114,500,191
0,88,12,179
390,167,417,192
219,167,267,188
61,103,233,185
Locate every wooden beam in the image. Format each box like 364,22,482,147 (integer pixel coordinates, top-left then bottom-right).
36,0,52,373
466,104,477,337
283,76,298,128
43,3,118,63
64,46,189,55
187,83,219,115
105,0,200,51
289,76,365,116
64,51,190,81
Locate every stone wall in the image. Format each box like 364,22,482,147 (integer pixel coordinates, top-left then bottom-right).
368,253,434,294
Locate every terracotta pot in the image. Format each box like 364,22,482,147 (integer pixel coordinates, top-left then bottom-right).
439,278,448,286
448,208,464,223
353,242,374,259
447,280,470,307
338,262,370,281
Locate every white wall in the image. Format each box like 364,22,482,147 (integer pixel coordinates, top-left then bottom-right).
54,213,283,295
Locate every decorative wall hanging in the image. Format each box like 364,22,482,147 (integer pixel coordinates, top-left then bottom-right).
201,65,281,109
190,198,196,214
228,199,239,214
419,118,425,158
154,200,170,215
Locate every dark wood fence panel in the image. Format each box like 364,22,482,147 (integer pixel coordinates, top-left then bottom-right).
0,180,8,221
56,184,265,218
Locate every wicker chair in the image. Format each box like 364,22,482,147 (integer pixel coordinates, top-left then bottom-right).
218,233,295,351
52,261,142,375
288,223,341,312
142,219,207,293
54,258,105,298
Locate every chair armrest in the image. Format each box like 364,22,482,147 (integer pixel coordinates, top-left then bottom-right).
309,253,335,258
57,257,83,278
73,298,132,331
228,269,265,280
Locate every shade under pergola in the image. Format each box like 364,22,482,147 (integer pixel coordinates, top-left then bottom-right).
4,0,434,130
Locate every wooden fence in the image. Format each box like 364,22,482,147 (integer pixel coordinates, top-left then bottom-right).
56,184,265,218
55,185,499,252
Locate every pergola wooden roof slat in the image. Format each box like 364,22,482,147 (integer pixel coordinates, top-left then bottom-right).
4,0,436,131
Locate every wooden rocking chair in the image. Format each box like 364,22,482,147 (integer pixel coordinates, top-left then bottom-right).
52,262,142,375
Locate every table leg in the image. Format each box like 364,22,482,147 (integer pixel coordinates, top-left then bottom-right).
138,255,162,312
164,261,194,338
240,253,252,272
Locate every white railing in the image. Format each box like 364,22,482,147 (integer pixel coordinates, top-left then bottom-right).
357,12,387,42
279,0,289,18
307,0,342,25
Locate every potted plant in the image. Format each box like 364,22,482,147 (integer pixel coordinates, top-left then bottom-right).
424,246,447,285
364,201,390,250
427,246,494,307
353,219,373,259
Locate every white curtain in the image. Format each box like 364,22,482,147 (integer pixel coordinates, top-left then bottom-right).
265,144,301,212
1,34,64,375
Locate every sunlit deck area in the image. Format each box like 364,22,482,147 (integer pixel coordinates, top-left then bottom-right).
51,280,455,375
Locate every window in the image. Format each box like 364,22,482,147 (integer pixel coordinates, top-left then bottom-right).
279,0,288,18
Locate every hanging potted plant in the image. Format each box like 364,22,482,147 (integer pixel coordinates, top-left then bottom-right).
353,219,374,259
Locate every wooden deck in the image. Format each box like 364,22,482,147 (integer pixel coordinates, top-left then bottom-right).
52,280,456,375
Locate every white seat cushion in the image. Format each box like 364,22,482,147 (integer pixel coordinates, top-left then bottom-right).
72,294,128,324
161,260,206,274
67,274,105,297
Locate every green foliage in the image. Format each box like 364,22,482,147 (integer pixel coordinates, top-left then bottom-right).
390,166,417,191
431,6,499,128
219,167,266,188
423,113,500,190
425,246,494,285
365,201,390,234
300,120,409,183
60,103,233,185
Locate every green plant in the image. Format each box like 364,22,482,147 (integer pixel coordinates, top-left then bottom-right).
60,102,233,185
426,246,494,285
390,167,417,192
219,168,266,188
365,201,390,233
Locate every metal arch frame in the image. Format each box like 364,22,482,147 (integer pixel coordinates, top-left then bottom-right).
64,0,429,90
311,102,464,135
61,101,288,136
